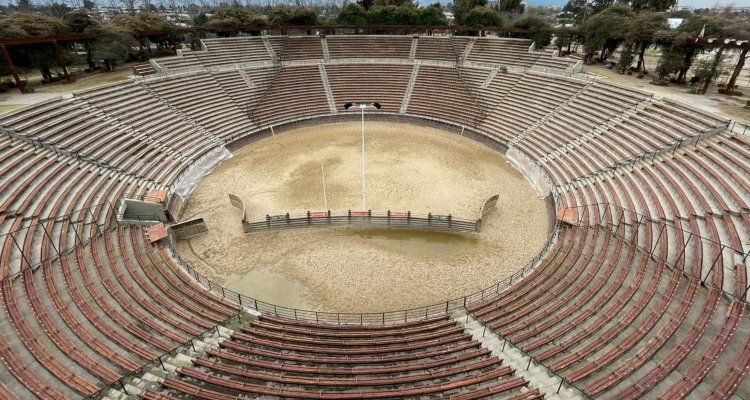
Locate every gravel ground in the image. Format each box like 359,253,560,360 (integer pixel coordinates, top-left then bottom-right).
176,121,548,313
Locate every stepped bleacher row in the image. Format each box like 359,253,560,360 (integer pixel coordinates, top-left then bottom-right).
155,35,577,72
0,34,747,399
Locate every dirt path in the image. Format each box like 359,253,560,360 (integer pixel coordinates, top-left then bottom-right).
176,121,549,313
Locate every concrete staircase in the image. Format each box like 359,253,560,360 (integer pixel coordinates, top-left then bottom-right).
321,36,331,61
318,64,337,114
409,36,418,61
102,325,235,399
461,39,476,62
262,37,276,61
400,65,420,114
455,312,585,400
481,68,499,89
510,83,593,148
132,63,156,77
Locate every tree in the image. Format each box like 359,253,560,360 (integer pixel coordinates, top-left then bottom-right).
674,15,729,82
87,24,137,71
63,11,98,33
121,0,137,14
367,5,397,25
462,6,502,28
554,27,574,54
497,0,523,15
418,3,448,26
337,3,368,25
724,22,750,95
655,50,683,81
692,47,728,94
17,0,34,13
511,14,552,48
194,13,209,26
562,0,589,26
627,0,676,12
83,0,95,8
627,11,667,71
0,13,70,37
289,6,319,25
616,42,635,73
373,0,413,7
453,0,486,25
392,4,420,25
46,2,72,18
581,5,633,62
268,5,293,24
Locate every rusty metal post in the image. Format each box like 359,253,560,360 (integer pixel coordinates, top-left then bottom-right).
0,44,26,93
52,41,70,81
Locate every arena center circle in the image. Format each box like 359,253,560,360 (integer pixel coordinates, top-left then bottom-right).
176,120,551,313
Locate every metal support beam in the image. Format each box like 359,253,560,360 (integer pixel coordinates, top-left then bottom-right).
0,44,25,94
52,41,70,81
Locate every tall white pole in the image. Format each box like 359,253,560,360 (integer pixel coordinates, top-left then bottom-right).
361,106,366,210
321,164,328,210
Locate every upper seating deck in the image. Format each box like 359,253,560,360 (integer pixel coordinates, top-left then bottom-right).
327,36,413,59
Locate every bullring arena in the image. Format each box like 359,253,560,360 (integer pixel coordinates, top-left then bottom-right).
0,33,748,400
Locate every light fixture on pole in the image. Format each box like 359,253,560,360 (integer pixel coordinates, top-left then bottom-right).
343,102,381,210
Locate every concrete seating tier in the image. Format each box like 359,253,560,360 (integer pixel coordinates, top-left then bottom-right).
210,67,279,113
466,38,539,68
457,66,522,113
325,64,412,113
327,36,412,59
530,49,577,71
407,65,482,127
0,98,170,180
482,73,586,141
279,36,324,61
251,65,330,127
74,81,212,182
144,72,254,141
144,314,537,399
155,53,202,71
415,36,458,61
193,37,272,67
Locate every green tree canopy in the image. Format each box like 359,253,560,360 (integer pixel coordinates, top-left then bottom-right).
626,0,677,12
336,3,368,25
87,24,138,71
269,6,319,25
582,5,633,61
418,3,448,26
392,4,420,25
193,13,209,27
453,0,487,25
497,0,524,15
462,6,503,28
0,13,70,37
367,5,397,25
511,14,553,47
373,0,414,6
63,11,98,33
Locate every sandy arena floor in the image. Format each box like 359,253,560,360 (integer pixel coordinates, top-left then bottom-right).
176,121,549,313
